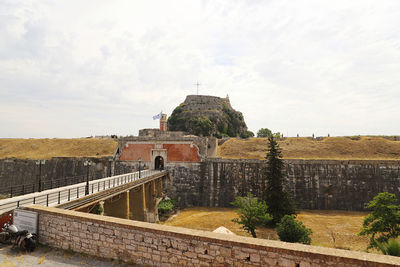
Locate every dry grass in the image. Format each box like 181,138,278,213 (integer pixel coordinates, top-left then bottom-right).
163,207,371,252
0,138,118,160
297,210,369,251
217,136,400,160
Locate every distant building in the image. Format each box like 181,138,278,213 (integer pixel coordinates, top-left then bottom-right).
116,113,217,170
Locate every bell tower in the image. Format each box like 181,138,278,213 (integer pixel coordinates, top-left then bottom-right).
160,114,167,132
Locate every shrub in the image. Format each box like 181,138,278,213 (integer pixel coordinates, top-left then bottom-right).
231,193,272,238
359,192,400,249
375,239,400,256
91,204,104,215
240,130,254,139
257,128,272,138
158,199,176,215
276,215,312,244
188,117,213,136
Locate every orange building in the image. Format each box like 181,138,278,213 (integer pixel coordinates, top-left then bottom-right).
117,134,217,170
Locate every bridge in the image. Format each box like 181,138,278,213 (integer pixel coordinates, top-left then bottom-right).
0,170,169,223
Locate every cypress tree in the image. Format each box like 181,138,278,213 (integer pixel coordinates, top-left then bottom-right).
263,135,296,224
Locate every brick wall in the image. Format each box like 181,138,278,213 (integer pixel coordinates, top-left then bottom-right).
29,206,400,266
163,144,201,162
118,136,211,160
120,144,155,161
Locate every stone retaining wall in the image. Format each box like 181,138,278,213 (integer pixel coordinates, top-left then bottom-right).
28,206,400,266
0,158,132,194
169,159,400,211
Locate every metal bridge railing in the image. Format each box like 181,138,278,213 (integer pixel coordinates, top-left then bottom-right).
0,170,131,198
0,169,165,215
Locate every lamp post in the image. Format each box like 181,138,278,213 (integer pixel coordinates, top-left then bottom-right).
138,157,142,178
35,160,46,192
84,160,92,195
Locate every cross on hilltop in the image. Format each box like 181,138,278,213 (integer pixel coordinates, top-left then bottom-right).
194,82,201,95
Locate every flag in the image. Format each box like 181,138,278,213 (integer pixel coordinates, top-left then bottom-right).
152,112,162,120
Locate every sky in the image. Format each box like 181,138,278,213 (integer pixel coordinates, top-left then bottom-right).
1,0,400,138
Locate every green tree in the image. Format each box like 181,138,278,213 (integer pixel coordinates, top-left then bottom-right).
375,239,400,256
272,132,282,140
257,128,272,138
188,117,213,136
158,199,177,215
240,130,254,139
359,192,400,249
231,193,272,238
276,215,312,244
90,203,104,215
264,135,296,224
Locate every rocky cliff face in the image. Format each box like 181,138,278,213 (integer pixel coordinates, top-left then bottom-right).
168,95,250,138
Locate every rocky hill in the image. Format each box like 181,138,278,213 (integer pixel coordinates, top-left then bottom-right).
167,95,251,138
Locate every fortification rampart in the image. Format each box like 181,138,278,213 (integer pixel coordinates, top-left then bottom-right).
2,157,400,211
0,158,132,194
28,205,400,266
183,95,232,111
168,158,400,211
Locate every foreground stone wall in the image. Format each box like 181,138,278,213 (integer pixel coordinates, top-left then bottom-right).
0,158,132,193
28,206,400,266
170,159,400,211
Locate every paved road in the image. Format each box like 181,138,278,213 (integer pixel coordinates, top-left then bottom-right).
0,244,136,266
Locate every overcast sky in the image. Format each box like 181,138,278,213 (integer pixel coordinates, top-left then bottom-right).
1,0,399,138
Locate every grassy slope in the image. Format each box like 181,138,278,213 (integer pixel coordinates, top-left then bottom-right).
218,136,400,160
2,136,400,160
163,207,370,252
0,138,118,160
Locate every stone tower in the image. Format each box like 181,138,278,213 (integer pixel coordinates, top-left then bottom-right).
160,114,167,132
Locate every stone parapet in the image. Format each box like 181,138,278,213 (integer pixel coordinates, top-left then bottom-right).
28,205,400,266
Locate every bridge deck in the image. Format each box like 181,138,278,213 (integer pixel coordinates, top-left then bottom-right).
0,170,167,215
57,171,167,210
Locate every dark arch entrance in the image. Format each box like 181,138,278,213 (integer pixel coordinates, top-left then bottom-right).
155,156,164,170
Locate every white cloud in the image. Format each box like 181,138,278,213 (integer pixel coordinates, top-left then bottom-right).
0,0,399,138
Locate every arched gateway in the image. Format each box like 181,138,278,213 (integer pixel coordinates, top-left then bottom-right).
155,156,164,170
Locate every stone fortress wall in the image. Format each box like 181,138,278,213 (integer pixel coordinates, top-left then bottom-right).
182,95,232,111
168,158,400,211
28,205,400,267
1,156,400,211
0,157,132,194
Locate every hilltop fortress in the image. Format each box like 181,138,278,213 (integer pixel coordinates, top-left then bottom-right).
168,95,249,138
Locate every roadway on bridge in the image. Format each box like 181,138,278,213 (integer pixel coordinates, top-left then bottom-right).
57,170,167,210
0,170,164,215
